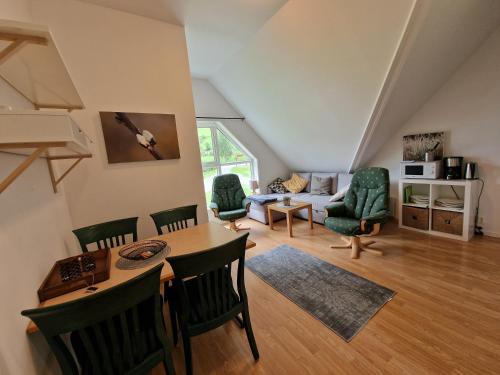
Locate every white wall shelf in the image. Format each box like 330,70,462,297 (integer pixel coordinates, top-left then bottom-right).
0,19,84,110
0,20,90,195
399,178,479,241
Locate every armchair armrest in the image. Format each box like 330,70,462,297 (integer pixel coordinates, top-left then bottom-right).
242,197,251,212
324,202,346,218
209,202,219,218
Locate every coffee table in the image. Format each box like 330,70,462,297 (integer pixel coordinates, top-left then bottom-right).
267,201,313,237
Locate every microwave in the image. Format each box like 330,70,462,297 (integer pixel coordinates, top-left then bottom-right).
400,161,442,179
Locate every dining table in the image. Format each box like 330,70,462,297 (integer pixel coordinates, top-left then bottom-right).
26,222,256,334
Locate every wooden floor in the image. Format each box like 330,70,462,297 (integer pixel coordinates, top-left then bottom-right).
155,218,500,375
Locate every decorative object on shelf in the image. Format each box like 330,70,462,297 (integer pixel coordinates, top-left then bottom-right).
37,248,111,302
249,179,259,194
118,239,167,260
403,132,444,161
100,112,180,163
282,196,291,206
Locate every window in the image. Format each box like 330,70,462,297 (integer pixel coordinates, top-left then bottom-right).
197,121,255,205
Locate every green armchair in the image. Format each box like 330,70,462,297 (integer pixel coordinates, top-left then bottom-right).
324,167,389,259
210,174,251,231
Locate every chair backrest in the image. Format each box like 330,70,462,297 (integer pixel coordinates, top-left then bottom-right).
150,204,198,235
344,167,389,219
21,264,169,375
73,217,138,252
211,174,246,212
166,233,249,324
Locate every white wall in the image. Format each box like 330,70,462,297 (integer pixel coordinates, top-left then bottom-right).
211,0,415,172
30,0,208,238
1,1,204,373
369,26,500,237
354,0,500,169
0,2,75,375
191,78,289,186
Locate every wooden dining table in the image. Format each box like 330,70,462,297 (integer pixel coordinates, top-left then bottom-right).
26,222,256,334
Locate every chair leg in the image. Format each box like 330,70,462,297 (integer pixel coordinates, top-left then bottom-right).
329,236,382,258
164,283,178,346
227,220,250,232
351,236,360,259
181,333,193,375
360,241,384,256
242,305,260,361
234,314,245,329
163,354,175,375
168,302,178,346
330,236,352,249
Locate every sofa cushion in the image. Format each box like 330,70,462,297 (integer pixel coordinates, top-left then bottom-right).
310,175,332,195
294,172,312,192
267,178,287,194
329,183,350,202
311,173,338,194
283,173,308,194
292,193,333,212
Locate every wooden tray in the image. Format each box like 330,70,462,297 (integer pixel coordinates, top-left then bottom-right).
38,248,111,302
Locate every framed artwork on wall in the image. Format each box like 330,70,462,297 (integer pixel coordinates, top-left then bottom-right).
403,131,444,161
99,112,180,163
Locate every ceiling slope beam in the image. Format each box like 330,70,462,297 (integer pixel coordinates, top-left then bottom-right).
349,0,427,172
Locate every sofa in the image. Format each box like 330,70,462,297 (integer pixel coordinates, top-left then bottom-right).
248,172,353,225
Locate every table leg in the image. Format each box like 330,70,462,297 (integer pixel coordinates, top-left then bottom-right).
287,213,293,237
308,206,313,229
268,207,274,230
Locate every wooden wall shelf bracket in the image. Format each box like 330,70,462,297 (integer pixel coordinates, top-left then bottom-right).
0,142,92,194
0,146,47,193
46,153,91,193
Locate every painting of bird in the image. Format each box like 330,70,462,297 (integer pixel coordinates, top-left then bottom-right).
99,111,180,163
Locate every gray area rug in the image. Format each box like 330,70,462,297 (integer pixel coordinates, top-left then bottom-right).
246,245,395,341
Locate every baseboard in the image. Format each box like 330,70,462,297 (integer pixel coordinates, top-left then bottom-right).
482,230,500,238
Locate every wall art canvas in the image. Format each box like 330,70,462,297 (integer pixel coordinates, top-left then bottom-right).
100,112,180,163
403,132,444,161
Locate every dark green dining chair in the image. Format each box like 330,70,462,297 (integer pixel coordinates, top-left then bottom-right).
325,167,389,259
150,204,198,343
166,233,259,375
210,174,251,231
150,204,198,235
21,264,175,375
72,217,138,252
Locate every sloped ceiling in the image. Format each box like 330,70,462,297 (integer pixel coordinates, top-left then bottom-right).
210,0,415,172
78,0,288,77
353,0,500,169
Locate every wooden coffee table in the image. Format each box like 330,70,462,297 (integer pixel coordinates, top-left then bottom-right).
267,201,313,237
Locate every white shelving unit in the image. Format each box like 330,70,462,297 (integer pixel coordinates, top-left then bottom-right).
0,20,91,194
398,178,480,241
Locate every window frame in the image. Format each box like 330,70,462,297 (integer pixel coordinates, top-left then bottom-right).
197,121,256,180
